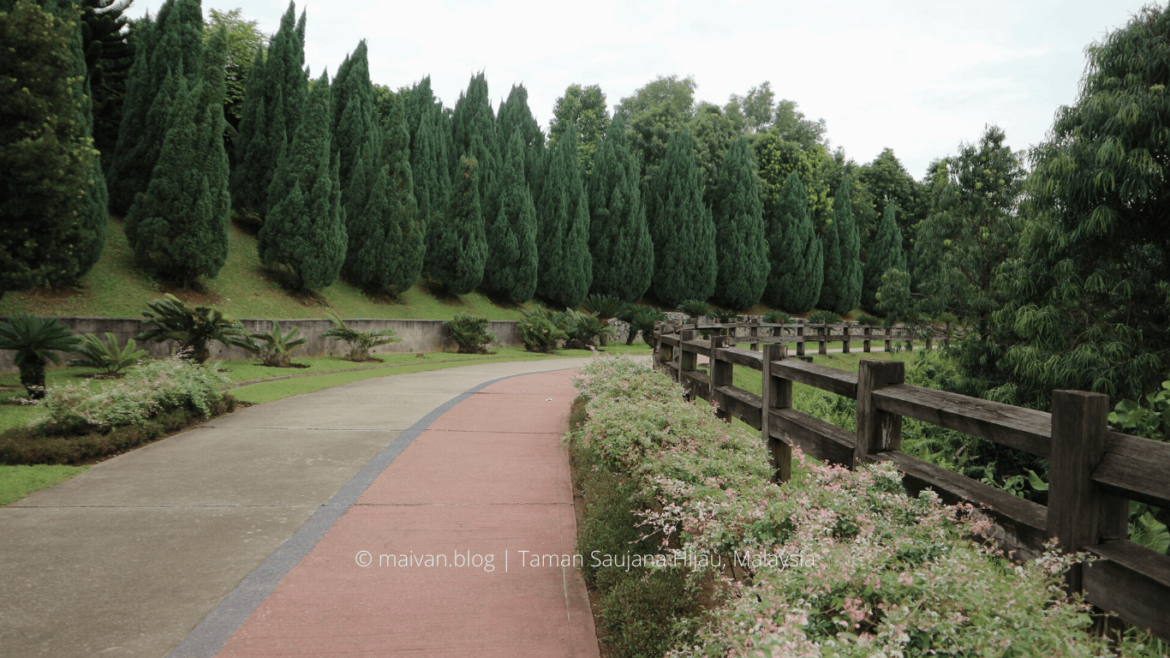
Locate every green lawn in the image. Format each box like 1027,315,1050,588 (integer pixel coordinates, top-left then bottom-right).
0,217,538,321
0,465,89,506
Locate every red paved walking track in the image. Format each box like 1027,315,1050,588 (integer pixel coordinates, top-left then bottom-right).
216,370,600,657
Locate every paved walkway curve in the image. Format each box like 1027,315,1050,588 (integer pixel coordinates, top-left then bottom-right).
0,358,600,658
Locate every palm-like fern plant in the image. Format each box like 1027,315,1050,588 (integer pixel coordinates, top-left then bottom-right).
627,307,667,346
137,294,254,363
0,314,81,398
322,311,400,361
580,294,627,346
677,300,710,327
251,321,308,367
443,313,495,354
69,333,148,377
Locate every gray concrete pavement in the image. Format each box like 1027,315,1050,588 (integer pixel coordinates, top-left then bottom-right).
0,357,595,658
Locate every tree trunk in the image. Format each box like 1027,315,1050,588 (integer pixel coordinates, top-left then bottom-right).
20,359,47,399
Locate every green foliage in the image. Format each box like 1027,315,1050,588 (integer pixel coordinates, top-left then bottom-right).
689,103,739,207
320,310,399,362
549,83,608,177
536,124,593,307
484,129,539,302
125,27,232,287
752,133,832,229
707,308,742,324
858,148,925,261
772,98,827,150
819,209,843,313
710,137,769,310
646,129,716,307
1109,381,1170,440
564,311,613,349
260,72,347,292
855,313,882,327
764,172,823,313
580,294,627,322
451,72,499,223
248,321,306,367
0,0,105,295
443,312,494,354
80,0,136,167
822,176,862,315
862,205,907,311
137,294,253,363
615,74,696,185
763,309,791,325
677,300,709,323
0,313,80,398
68,333,147,376
204,8,266,122
806,310,842,325
518,311,566,353
626,306,667,346
332,40,377,198
428,156,487,295
405,77,451,234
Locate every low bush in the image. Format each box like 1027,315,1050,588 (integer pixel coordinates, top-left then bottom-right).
322,311,399,361
763,309,791,325
444,312,494,354
518,312,566,353
569,357,1164,658
250,321,308,367
564,311,613,350
69,333,148,376
806,309,843,325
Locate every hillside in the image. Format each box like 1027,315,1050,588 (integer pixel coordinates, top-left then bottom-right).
0,218,536,320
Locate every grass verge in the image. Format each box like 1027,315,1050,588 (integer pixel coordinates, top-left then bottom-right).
0,464,89,506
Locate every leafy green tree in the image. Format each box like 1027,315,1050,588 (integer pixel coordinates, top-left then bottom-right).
710,137,768,310
728,81,775,134
204,7,266,123
764,172,822,312
862,205,906,311
229,46,271,215
773,99,826,150
125,27,231,287
830,176,862,314
821,150,878,256
549,83,608,177
646,129,716,307
484,129,538,302
615,74,696,185
259,71,346,291
80,0,136,166
752,133,832,230
108,0,203,214
427,156,486,294
689,102,739,208
859,147,925,261
587,113,652,302
0,314,80,398
537,125,592,307
0,0,105,296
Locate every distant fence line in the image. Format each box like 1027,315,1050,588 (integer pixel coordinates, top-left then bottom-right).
653,320,1170,641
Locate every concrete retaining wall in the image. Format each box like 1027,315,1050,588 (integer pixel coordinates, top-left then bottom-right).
0,317,522,372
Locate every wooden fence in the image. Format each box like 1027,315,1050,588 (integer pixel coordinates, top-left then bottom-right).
653,323,1170,640
681,320,950,356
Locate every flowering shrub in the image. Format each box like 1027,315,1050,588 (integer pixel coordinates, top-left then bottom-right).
571,357,1165,658
36,358,232,434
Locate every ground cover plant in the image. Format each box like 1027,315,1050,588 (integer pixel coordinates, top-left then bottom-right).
68,332,147,376
570,356,1165,657
321,311,399,362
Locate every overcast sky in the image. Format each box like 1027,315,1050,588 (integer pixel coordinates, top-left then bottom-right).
130,0,1151,179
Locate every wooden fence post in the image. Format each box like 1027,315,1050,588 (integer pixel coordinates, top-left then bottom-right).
796,324,806,357
749,324,760,352
1047,391,1127,592
678,328,697,397
842,323,851,354
710,335,732,422
905,325,914,351
854,360,906,467
885,326,893,353
818,324,828,355
761,343,792,483
863,326,872,353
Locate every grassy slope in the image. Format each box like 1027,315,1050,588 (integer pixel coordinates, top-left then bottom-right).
0,217,536,320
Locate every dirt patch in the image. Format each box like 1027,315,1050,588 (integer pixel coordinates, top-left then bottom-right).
160,281,223,306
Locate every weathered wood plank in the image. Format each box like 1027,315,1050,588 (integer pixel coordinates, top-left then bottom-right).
871,384,1052,457
714,385,763,430
659,334,680,347
710,336,734,422
681,339,712,357
775,360,859,398
761,344,792,483
713,346,764,370
1084,540,1170,641
769,408,855,468
1093,431,1170,509
870,451,1049,559
855,360,905,466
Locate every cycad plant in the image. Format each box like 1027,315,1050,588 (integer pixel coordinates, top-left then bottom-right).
69,333,148,377
677,300,710,328
627,306,667,346
444,313,495,354
564,311,614,349
763,310,792,325
322,311,400,362
0,314,81,399
251,321,308,367
580,294,627,346
137,294,254,363
518,310,567,353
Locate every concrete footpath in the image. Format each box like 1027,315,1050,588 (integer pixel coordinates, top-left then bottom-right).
0,357,598,658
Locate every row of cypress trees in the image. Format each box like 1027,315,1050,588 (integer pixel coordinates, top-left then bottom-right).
96,0,890,314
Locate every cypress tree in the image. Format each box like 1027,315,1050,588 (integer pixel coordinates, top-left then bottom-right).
331,41,376,195
427,156,486,294
819,210,842,312
710,137,768,310
108,0,202,215
833,176,863,314
764,172,822,313
537,125,592,307
229,46,266,214
452,72,500,222
862,205,906,311
124,27,230,287
380,95,425,295
495,84,542,177
646,129,716,307
259,72,346,291
586,113,652,302
484,129,538,302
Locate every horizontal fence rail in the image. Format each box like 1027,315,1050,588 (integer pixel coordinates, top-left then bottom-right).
652,321,1170,641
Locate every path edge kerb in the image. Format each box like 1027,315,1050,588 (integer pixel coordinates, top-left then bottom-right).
165,367,581,658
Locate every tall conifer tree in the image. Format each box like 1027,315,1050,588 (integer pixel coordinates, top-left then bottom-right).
819,210,842,312
823,176,861,314
862,205,906,311
452,72,500,222
259,72,346,291
646,129,716,307
427,156,486,294
764,172,822,312
331,41,376,195
484,130,538,302
710,137,768,310
586,113,652,301
229,46,268,214
124,27,231,286
537,125,592,307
